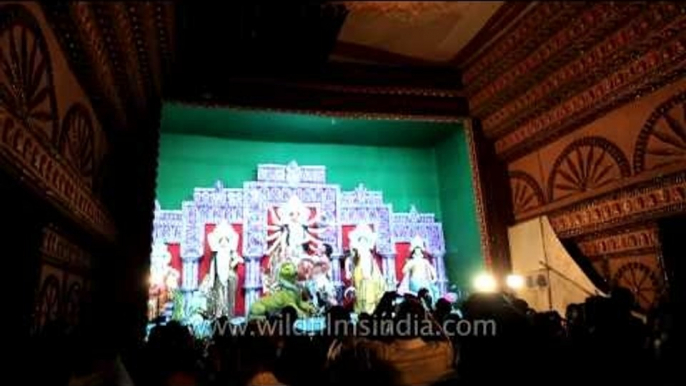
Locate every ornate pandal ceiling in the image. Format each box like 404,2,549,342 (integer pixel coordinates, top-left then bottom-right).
40,2,176,135
335,2,462,21
39,1,686,161
464,1,686,160
333,1,506,63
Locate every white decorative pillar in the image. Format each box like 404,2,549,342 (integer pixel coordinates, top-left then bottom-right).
181,257,200,291
436,253,448,295
385,254,397,289
243,255,262,315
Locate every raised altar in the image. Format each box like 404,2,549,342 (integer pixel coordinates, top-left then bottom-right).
150,161,448,320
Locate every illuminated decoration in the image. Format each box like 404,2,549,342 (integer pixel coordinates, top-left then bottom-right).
473,272,497,293
506,274,524,290
152,161,448,317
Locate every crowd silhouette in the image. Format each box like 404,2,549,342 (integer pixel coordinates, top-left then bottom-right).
36,286,678,386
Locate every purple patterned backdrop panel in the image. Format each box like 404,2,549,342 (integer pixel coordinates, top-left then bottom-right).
340,184,394,255
151,161,449,309
153,201,182,244
392,205,446,256
243,182,341,257
392,205,448,294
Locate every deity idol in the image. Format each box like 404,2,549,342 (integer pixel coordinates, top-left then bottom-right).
148,242,180,320
199,220,244,319
264,195,327,290
309,244,337,310
398,235,439,303
266,195,326,262
348,223,386,314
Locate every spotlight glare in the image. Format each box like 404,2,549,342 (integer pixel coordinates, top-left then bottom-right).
473,273,497,293
506,274,524,290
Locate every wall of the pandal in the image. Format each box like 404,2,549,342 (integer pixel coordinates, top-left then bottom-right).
2,2,172,349
153,161,449,316
0,3,110,335
463,2,686,312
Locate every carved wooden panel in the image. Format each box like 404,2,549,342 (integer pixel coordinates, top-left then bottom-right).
59,103,95,188
608,255,664,312
548,136,631,201
462,0,686,159
34,274,61,333
509,170,545,215
0,4,59,143
40,226,92,273
0,5,115,239
576,224,659,258
478,4,685,136
41,2,177,132
549,171,686,238
634,91,686,173
32,226,91,334
64,281,82,327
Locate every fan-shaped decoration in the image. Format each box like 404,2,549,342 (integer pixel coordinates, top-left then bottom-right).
633,91,686,173
35,275,61,333
548,136,631,201
59,103,95,187
0,5,59,141
64,282,82,327
509,170,545,215
612,261,661,312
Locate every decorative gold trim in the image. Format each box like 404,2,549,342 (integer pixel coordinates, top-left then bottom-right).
548,170,686,238
0,117,116,240
225,78,466,98
515,161,686,222
167,99,467,123
577,225,660,257
495,36,686,156
41,225,91,271
464,119,492,268
71,3,127,130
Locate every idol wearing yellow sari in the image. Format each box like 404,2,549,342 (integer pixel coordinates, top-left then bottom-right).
349,223,386,314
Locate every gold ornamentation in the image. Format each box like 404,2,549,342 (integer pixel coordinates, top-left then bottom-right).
634,91,686,172
59,103,95,187
0,5,59,142
548,136,631,201
510,170,545,215
612,261,662,312
335,2,461,23
577,225,659,257
41,226,91,271
464,119,492,267
549,171,686,238
1,116,116,239
496,36,686,157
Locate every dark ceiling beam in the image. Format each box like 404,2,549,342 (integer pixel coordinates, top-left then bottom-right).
218,61,464,90
331,41,444,67
167,78,469,122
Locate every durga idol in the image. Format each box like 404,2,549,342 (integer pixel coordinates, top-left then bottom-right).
266,195,326,262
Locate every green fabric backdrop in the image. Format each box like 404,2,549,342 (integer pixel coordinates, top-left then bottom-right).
156,113,483,288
